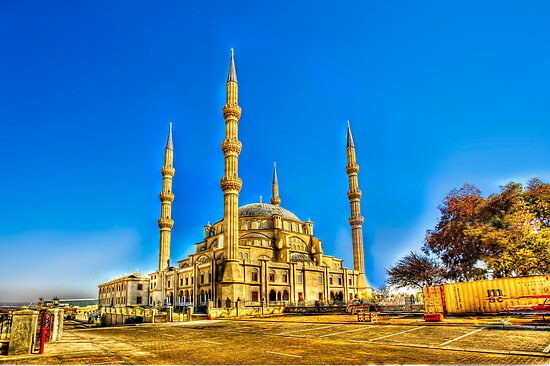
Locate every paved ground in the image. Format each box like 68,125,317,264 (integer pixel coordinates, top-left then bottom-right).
2,316,550,364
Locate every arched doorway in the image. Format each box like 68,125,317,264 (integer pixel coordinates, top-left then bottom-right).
282,290,289,301
277,291,282,301
330,291,335,300
269,289,277,302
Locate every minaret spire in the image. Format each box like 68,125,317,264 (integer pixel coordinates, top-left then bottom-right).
271,162,281,206
158,123,175,271
347,120,354,148
220,49,244,301
345,121,369,293
166,122,173,149
227,48,237,83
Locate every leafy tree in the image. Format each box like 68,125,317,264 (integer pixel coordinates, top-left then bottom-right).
423,184,487,281
386,251,446,290
420,179,550,281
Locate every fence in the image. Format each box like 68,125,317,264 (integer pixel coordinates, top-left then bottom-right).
0,311,12,340
0,311,12,355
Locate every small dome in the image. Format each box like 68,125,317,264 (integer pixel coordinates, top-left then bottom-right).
239,203,300,221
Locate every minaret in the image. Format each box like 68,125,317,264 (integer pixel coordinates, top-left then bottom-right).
158,123,175,271
346,121,369,292
271,162,281,206
220,49,244,301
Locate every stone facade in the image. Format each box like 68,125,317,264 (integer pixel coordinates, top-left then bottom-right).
98,273,149,307
100,50,371,312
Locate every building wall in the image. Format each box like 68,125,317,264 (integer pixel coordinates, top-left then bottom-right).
98,276,149,307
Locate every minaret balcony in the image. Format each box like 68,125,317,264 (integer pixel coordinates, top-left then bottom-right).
222,105,242,120
347,190,362,201
346,164,359,174
220,176,243,192
159,192,175,202
162,166,175,176
221,140,242,154
158,217,174,229
349,216,365,227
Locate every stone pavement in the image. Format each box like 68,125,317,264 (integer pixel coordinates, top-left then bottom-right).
1,317,549,364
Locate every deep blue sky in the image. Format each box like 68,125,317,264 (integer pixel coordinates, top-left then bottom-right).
1,1,549,302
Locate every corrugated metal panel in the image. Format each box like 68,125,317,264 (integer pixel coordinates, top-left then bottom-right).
423,275,550,315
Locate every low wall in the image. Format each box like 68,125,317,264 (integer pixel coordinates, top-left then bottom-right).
375,304,424,312
284,305,347,314
101,307,157,326
208,305,285,319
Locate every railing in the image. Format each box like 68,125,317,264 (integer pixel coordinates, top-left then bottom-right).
0,311,12,340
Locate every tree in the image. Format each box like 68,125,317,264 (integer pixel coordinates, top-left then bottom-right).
423,183,487,281
422,179,550,281
386,251,445,290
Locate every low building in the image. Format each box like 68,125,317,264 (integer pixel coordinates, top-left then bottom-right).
98,273,149,307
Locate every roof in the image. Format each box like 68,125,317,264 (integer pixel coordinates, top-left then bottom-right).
239,203,300,221
290,252,313,261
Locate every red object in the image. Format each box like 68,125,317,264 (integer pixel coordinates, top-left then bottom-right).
424,313,444,322
39,326,48,354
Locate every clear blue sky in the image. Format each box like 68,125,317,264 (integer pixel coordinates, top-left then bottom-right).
1,1,549,302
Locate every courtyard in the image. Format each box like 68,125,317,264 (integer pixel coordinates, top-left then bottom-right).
1,316,550,364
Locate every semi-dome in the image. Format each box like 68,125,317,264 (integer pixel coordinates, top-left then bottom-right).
238,203,300,221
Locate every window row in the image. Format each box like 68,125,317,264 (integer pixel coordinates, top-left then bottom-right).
240,239,274,248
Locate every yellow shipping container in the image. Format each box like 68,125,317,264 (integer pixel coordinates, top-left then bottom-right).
423,274,550,315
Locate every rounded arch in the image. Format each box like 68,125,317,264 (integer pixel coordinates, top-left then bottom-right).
269,289,277,302
282,290,289,301
196,255,210,264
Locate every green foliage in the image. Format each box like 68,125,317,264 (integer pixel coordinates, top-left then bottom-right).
419,178,550,282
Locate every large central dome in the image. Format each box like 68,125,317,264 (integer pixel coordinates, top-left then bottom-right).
238,203,301,221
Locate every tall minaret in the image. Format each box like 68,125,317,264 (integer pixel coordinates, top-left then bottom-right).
220,49,244,300
158,123,175,271
346,121,369,292
271,162,281,206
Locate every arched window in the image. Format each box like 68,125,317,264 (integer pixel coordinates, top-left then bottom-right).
282,290,289,301
282,272,288,283
200,271,205,284
329,277,333,285
238,252,243,258
251,269,258,282
317,274,323,284
269,270,275,282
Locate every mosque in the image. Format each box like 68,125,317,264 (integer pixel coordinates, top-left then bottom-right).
98,51,371,312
